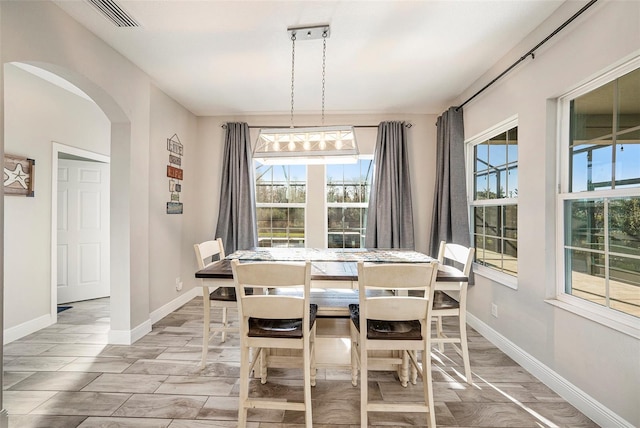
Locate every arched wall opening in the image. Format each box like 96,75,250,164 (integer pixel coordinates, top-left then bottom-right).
3,61,134,343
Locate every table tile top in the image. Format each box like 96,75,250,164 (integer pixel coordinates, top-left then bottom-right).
227,247,434,263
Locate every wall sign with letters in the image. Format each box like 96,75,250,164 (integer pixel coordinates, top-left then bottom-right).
166,134,183,214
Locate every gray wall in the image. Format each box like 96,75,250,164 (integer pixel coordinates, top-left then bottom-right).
148,85,199,313
459,1,639,425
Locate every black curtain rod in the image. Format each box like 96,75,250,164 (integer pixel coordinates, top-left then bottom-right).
221,123,412,129
455,0,599,111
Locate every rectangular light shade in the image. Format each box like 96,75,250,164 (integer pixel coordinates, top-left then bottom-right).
253,125,359,165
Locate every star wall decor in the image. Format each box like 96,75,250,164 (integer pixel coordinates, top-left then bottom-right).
4,154,35,197
4,162,29,189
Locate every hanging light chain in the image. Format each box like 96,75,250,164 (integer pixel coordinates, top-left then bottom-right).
321,30,327,125
290,33,296,128
288,26,329,129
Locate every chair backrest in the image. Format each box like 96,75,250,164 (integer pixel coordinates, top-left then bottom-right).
231,259,312,329
194,238,225,270
357,261,439,324
437,241,474,277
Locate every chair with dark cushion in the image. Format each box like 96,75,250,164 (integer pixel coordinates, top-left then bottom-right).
194,238,252,368
349,260,439,428
231,259,316,427
432,241,475,384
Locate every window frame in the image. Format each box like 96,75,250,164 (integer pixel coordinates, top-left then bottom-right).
325,155,374,249
253,156,376,248
553,56,640,339
466,116,519,290
254,162,308,248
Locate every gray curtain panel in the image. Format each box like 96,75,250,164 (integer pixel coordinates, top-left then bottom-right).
214,122,258,254
365,121,415,249
430,107,471,257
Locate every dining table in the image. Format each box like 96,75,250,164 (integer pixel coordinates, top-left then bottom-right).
196,247,467,280
195,247,468,367
196,247,467,313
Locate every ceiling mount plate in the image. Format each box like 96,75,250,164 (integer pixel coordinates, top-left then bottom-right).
287,24,330,41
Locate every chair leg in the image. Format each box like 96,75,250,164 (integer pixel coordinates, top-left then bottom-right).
310,325,317,387
221,306,228,343
303,344,313,427
350,324,358,387
360,346,368,428
436,316,445,353
201,293,211,368
260,348,268,384
459,312,472,385
400,350,409,387
398,349,419,386
422,346,436,428
410,350,418,385
238,343,250,427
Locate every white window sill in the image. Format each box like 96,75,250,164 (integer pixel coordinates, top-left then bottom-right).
545,297,640,340
473,263,518,290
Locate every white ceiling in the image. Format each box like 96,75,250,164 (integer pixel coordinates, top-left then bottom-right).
53,0,566,117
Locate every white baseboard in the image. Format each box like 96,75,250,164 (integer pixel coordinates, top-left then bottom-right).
466,313,633,428
4,290,200,346
150,287,200,324
3,313,53,345
108,319,152,345
109,288,198,344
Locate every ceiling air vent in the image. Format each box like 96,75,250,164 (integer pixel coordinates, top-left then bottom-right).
86,0,140,28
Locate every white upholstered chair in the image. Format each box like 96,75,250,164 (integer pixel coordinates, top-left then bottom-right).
194,238,242,368
231,259,316,427
432,241,475,384
349,260,439,428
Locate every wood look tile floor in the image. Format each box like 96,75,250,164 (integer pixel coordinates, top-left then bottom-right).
3,297,599,427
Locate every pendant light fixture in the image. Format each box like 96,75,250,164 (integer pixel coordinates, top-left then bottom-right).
253,24,359,165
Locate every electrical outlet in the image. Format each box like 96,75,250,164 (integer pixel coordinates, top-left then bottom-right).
491,303,498,318
175,277,182,291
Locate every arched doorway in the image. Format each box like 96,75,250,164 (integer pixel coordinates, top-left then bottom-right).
3,61,133,344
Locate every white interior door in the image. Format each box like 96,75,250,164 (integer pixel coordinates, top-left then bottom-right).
57,158,110,304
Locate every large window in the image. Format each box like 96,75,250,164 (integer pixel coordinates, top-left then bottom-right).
255,163,306,247
326,159,373,248
468,121,518,281
559,64,640,320
254,158,373,248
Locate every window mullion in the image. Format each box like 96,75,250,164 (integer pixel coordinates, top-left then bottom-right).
611,79,618,189
604,198,610,309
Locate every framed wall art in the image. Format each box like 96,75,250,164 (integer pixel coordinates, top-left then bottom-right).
167,201,183,214
4,154,35,197
166,133,184,214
